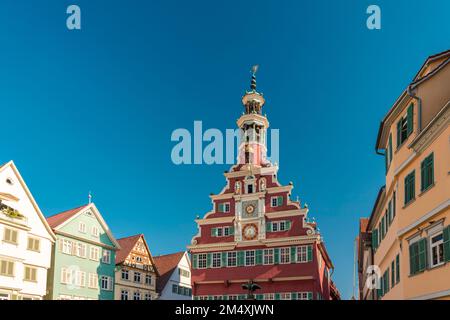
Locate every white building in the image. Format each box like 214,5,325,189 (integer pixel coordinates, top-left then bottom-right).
154,251,192,300
0,161,55,300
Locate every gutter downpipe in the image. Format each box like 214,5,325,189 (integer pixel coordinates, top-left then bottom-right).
407,85,422,134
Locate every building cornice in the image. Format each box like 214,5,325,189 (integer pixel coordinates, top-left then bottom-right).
195,216,234,226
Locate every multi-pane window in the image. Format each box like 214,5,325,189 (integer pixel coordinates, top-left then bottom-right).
89,273,98,288
430,232,444,268
227,252,237,267
3,228,18,244
134,272,141,283
78,222,86,233
27,237,40,252
267,220,291,232
102,250,111,264
145,274,152,285
279,221,286,231
75,271,86,287
24,266,37,282
90,247,100,261
218,203,230,213
144,293,151,300
272,222,278,232
421,153,434,192
271,196,283,207
297,246,308,262
280,247,290,264
263,249,274,265
212,253,221,268
397,104,413,148
198,254,207,269
100,275,112,290
133,291,141,300
121,269,129,280
179,268,190,277
76,243,87,258
121,290,128,300
245,250,255,266
264,293,274,300
91,226,99,237
62,240,73,255
60,267,73,284
297,292,311,300
404,171,415,205
211,226,234,237
0,260,14,277
280,293,291,300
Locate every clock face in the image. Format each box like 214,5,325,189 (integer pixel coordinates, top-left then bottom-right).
246,204,255,214
243,224,258,240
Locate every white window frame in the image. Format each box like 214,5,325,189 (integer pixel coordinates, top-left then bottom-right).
134,272,141,283
279,221,286,231
88,273,98,289
102,249,111,264
245,250,255,266
133,291,141,300
27,237,40,252
121,269,129,280
263,249,274,265
23,266,37,282
91,226,99,237
121,290,129,300
78,222,86,233
62,240,73,255
280,292,291,300
76,243,87,258
227,251,237,267
429,231,445,268
297,246,308,263
212,252,221,268
100,275,112,291
264,293,274,300
297,292,310,300
280,247,290,264
145,274,152,285
271,197,278,207
90,247,100,261
197,253,207,269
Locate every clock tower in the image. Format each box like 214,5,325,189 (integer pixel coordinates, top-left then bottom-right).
188,67,340,301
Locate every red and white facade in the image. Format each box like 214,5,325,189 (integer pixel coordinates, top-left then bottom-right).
188,71,339,300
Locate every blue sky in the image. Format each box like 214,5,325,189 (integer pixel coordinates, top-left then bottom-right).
1,0,449,299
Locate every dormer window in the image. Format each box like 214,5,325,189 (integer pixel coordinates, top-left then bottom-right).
217,202,230,213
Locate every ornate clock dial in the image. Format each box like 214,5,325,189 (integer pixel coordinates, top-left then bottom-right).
243,224,258,240
246,204,255,214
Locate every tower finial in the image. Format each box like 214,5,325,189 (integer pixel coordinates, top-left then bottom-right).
88,191,92,204
250,65,259,91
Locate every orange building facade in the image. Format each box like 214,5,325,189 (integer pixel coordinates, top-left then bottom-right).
358,50,450,300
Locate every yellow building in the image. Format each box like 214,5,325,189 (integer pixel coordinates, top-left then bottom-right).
360,49,450,300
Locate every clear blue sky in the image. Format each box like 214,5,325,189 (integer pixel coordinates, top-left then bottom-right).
1,0,449,299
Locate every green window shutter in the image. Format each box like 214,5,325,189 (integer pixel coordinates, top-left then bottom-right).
396,254,400,283
266,222,272,232
206,253,212,268
393,192,396,218
421,160,426,192
277,196,283,206
418,238,427,272
388,134,393,165
372,229,378,251
208,295,213,300
407,103,414,136
290,246,297,263
409,242,418,275
396,120,402,148
237,251,244,266
307,292,313,300
255,249,263,265
256,294,264,300
218,203,224,212
192,254,198,269
443,225,450,262
274,248,280,264
391,261,395,288
211,228,216,237
221,252,227,267
222,295,228,300
238,294,246,300
307,245,313,262
291,292,298,300
386,269,390,293
274,293,280,300
229,226,235,235
285,220,292,230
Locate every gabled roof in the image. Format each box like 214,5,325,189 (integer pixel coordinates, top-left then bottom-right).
46,202,121,249
115,234,159,275
154,251,186,293
0,160,56,241
375,49,450,151
46,204,89,228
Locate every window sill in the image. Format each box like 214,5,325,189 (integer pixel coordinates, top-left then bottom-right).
402,198,416,209
2,240,18,246
419,182,435,197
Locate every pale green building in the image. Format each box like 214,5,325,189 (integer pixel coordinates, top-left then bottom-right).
45,203,120,300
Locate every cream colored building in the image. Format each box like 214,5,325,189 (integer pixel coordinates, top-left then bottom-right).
360,50,450,300
0,161,56,300
114,234,158,300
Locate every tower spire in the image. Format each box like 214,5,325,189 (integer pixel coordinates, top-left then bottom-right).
250,65,258,91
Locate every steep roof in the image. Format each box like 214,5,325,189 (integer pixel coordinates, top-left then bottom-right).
154,251,185,293
46,204,89,228
359,218,369,233
115,234,142,264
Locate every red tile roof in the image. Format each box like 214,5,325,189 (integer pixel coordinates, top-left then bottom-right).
115,234,143,265
154,252,185,293
360,218,369,233
46,204,89,229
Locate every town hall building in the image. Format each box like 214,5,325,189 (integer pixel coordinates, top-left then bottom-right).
188,68,340,300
